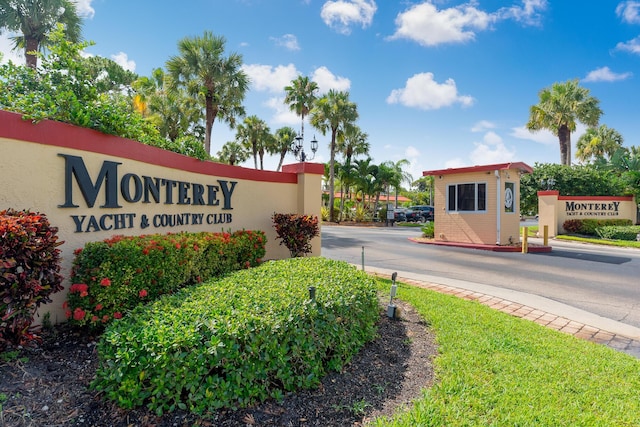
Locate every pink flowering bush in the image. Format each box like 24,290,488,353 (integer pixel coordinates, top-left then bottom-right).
66,230,266,330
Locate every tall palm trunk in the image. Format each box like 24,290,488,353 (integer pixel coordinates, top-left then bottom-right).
25,38,39,69
558,124,571,166
204,95,216,155
329,129,337,222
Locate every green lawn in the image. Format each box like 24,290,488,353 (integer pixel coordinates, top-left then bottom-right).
370,279,640,426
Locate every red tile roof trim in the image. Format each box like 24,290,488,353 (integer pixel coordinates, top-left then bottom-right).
423,162,533,176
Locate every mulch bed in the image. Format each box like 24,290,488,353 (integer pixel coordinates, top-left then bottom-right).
0,298,437,426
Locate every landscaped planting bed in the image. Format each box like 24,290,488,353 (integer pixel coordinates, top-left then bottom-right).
91,257,379,415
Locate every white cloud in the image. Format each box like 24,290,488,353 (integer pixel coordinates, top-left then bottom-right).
445,158,467,168
265,96,299,125
312,66,351,93
496,0,548,26
111,52,135,72
321,0,377,35
616,35,640,54
389,2,493,46
71,0,96,19
510,123,587,145
583,66,632,82
616,1,640,24
471,120,496,132
386,72,474,110
242,63,299,93
468,131,516,165
510,126,556,145
406,146,420,158
389,1,548,47
271,34,300,51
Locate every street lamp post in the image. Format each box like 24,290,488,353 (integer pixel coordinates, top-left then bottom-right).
291,133,318,162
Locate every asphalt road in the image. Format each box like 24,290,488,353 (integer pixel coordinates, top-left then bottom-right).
321,225,640,329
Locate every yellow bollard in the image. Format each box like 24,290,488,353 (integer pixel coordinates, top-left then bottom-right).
522,226,528,254
543,225,548,247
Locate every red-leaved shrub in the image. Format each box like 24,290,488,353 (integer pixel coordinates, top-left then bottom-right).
272,213,320,257
0,209,63,350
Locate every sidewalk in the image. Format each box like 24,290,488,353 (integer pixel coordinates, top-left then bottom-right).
366,266,640,359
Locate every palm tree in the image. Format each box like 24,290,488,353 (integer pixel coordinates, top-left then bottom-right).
353,157,378,209
576,124,624,163
310,90,358,222
237,115,270,169
526,79,602,166
0,0,83,68
383,159,413,207
284,75,318,140
375,162,396,207
336,161,356,221
133,68,203,142
217,141,249,166
337,124,370,166
166,31,248,156
270,126,296,171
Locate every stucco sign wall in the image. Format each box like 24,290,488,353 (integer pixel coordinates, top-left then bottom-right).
0,110,323,323
538,190,637,237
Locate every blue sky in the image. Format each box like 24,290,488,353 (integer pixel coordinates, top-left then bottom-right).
2,1,640,182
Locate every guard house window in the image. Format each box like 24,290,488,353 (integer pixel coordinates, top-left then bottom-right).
447,182,487,212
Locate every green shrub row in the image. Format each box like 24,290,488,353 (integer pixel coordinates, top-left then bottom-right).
91,257,379,415
66,230,266,330
0,209,63,350
562,218,632,235
596,225,640,241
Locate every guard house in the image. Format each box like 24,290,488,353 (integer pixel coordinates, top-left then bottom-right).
424,162,533,246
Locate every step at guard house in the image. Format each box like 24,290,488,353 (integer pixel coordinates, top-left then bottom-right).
424,162,533,246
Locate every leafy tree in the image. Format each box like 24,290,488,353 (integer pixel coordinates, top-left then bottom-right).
519,163,626,215
166,31,248,156
217,141,249,166
270,126,296,171
284,75,318,140
526,79,602,166
310,89,358,222
0,25,210,160
0,0,82,68
600,148,640,203
413,175,435,205
576,124,624,163
83,56,138,95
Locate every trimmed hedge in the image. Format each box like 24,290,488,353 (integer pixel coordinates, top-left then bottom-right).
66,230,266,330
596,225,640,241
562,218,633,235
91,257,379,415
0,209,63,350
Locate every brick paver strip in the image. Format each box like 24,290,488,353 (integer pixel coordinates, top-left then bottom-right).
372,271,640,357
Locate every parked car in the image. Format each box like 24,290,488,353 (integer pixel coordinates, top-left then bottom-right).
403,208,423,222
392,208,407,222
410,205,435,222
